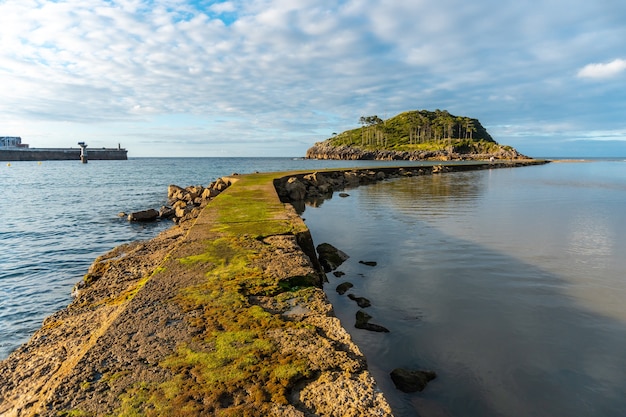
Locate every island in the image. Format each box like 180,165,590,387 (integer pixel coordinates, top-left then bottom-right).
306,109,527,161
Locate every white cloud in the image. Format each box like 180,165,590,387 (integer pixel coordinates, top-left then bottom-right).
210,2,236,14
0,0,625,156
577,59,626,79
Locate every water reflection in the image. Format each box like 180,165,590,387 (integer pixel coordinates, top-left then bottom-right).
302,169,626,417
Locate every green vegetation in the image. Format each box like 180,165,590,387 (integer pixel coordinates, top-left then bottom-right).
57,410,92,417
328,109,499,152
113,174,319,416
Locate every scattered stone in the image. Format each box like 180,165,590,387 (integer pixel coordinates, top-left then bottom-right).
336,282,354,295
390,368,437,393
159,206,175,219
316,243,349,272
359,260,377,267
355,310,389,333
167,184,186,201
348,294,371,308
339,193,350,198
333,271,346,277
127,208,159,222
156,178,232,224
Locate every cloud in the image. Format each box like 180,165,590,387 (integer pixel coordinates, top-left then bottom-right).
0,0,625,156
577,59,626,79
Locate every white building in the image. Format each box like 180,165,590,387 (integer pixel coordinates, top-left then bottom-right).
0,137,29,148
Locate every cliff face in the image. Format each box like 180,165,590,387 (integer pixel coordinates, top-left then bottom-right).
306,140,528,161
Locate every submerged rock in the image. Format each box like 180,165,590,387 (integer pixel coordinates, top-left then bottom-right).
359,260,377,267
127,208,159,222
355,310,389,333
336,282,354,295
316,243,349,272
348,294,371,308
390,368,437,393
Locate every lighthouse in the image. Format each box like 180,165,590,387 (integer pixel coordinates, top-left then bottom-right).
78,142,88,163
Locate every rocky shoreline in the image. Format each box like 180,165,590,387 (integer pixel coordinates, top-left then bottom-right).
0,161,547,416
305,141,529,161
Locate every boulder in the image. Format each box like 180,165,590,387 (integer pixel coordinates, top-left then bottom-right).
159,206,175,219
212,178,230,192
175,205,190,219
316,243,349,272
303,172,329,187
348,294,371,308
172,200,187,210
336,282,354,295
285,177,307,201
168,184,186,200
127,209,159,222
185,185,203,200
202,188,220,199
355,310,389,333
389,368,437,393
359,260,377,267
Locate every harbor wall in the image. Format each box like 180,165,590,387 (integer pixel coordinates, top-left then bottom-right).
0,148,127,161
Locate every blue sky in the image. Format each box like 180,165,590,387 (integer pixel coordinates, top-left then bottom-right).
1,0,625,157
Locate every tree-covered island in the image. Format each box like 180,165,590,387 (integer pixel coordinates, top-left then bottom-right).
306,109,529,160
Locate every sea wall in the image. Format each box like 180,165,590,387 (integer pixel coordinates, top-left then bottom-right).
0,170,393,417
0,148,127,161
0,161,547,416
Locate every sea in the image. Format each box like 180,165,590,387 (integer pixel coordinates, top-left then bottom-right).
1,157,625,417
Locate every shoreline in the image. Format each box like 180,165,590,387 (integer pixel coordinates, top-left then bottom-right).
0,160,547,416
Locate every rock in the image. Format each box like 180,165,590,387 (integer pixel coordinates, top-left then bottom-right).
117,212,126,218
285,177,307,201
168,184,186,200
339,193,350,198
333,271,346,277
355,310,389,333
318,183,332,194
348,294,371,308
359,260,377,267
203,188,221,199
159,206,175,219
212,178,230,192
175,205,190,219
389,368,437,393
336,282,354,295
303,172,329,186
316,243,349,272
127,208,159,222
185,185,203,200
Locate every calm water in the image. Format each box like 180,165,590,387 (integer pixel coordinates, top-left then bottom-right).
0,157,411,359
302,160,626,417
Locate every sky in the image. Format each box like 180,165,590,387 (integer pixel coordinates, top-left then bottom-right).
1,0,625,158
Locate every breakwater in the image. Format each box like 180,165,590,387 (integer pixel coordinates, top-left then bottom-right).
0,147,127,161
0,160,546,416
